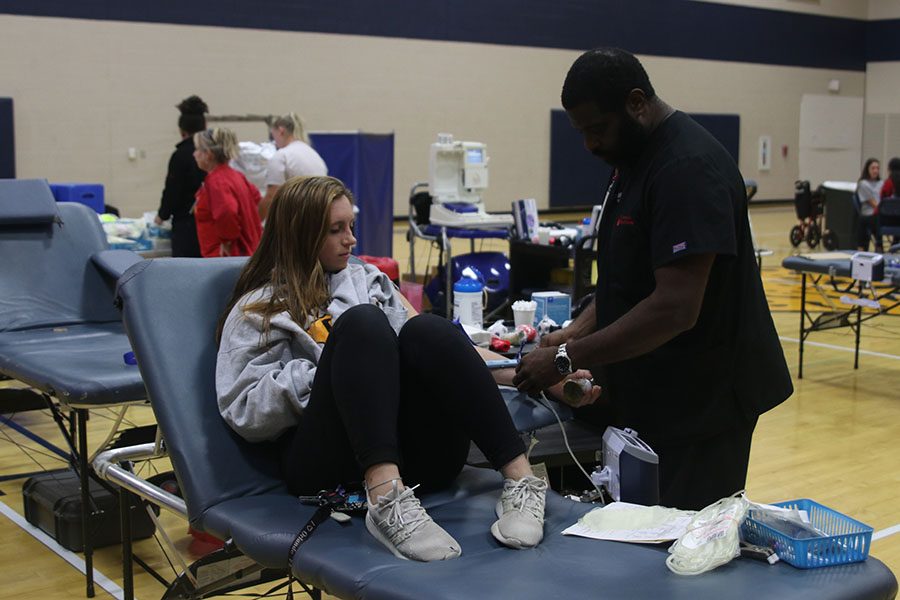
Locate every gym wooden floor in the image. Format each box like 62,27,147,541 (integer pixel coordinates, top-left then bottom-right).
1,205,897,599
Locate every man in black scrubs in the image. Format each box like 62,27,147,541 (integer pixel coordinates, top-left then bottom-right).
513,48,793,510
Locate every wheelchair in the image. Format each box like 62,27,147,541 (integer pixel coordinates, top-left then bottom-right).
791,180,837,249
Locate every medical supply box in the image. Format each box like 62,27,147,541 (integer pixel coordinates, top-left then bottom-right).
49,182,105,214
531,291,571,326
22,468,155,552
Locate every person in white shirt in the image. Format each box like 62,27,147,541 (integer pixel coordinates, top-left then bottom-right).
857,157,884,251
259,113,328,220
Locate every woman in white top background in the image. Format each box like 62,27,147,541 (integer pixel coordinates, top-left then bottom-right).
259,112,328,220
857,157,884,252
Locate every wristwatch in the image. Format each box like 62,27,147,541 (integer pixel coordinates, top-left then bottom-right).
554,343,573,375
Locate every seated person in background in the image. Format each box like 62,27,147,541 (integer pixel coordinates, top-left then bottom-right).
192,128,263,257
879,156,900,199
880,157,900,247
216,175,600,562
857,157,883,252
258,113,328,221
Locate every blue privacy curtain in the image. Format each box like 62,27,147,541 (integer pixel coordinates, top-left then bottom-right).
309,132,394,257
0,98,14,178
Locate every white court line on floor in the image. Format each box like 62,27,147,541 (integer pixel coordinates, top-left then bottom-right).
874,523,900,542
754,231,796,239
779,336,900,361
0,500,128,600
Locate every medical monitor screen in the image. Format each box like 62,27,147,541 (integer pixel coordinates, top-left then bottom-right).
466,149,483,164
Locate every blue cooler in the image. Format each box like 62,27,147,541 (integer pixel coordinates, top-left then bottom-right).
49,183,105,214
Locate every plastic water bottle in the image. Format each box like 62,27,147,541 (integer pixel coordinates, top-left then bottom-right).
453,278,484,328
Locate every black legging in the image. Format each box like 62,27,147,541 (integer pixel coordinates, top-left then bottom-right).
170,216,201,257
857,214,882,250
281,304,525,496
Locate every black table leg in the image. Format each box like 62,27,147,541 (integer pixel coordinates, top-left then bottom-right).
799,272,806,379
854,291,862,370
77,409,95,597
120,486,134,600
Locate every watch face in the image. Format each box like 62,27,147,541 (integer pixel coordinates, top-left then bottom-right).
555,354,571,373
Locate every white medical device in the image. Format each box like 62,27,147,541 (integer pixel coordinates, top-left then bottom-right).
427,133,514,229
850,252,884,283
590,427,659,505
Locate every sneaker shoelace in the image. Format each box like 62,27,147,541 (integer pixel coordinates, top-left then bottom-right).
375,484,431,544
503,477,548,520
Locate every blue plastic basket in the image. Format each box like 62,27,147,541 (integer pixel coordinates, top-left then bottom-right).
742,499,873,569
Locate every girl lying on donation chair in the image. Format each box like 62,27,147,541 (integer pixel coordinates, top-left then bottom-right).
216,175,600,561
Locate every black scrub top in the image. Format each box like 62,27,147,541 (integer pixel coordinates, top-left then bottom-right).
158,137,205,223
593,111,792,444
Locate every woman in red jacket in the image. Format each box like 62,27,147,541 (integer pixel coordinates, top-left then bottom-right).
193,128,263,257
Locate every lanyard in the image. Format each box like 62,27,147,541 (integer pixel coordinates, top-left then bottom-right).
596,169,619,233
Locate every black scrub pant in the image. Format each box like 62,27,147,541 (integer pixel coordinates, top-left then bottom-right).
281,304,525,496
171,215,201,258
653,416,758,511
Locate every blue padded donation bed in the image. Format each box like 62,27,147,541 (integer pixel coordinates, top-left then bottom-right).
100,256,897,600
782,252,900,378
0,179,146,597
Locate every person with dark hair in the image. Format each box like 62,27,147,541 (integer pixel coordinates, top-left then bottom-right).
856,158,883,252
155,95,208,257
879,156,900,199
514,47,793,511
879,157,900,247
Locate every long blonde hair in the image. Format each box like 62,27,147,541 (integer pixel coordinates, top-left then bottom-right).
270,112,309,144
194,127,239,164
217,176,354,342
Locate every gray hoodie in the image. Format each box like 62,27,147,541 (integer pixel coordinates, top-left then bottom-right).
216,263,407,442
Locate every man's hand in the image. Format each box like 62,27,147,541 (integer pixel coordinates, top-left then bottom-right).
539,328,571,348
154,215,164,226
546,370,601,408
513,345,564,394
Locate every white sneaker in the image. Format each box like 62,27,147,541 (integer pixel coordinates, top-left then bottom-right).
491,476,548,549
365,481,461,561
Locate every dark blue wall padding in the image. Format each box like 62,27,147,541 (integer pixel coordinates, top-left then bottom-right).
0,1,870,70
549,111,740,208
309,132,394,258
691,114,741,164
867,18,900,62
0,98,14,179
549,109,614,208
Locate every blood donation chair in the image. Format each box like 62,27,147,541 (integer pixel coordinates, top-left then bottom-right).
96,256,897,600
0,179,147,597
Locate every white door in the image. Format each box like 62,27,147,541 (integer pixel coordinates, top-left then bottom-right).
799,94,864,185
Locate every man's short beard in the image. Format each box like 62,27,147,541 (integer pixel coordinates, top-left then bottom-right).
599,111,651,167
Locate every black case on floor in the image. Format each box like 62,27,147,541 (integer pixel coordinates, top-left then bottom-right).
22,469,156,552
